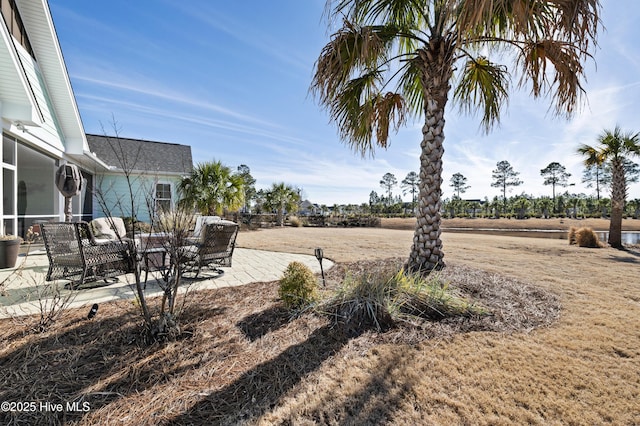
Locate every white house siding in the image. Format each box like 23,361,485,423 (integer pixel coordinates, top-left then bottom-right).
15,46,62,144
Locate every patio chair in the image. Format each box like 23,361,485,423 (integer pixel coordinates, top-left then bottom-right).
182,220,239,278
40,222,135,288
189,215,221,242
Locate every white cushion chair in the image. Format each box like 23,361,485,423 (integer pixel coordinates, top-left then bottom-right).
89,217,128,243
192,215,222,239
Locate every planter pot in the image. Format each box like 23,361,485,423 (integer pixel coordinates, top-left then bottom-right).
0,239,21,269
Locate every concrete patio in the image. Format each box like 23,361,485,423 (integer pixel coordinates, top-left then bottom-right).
0,246,333,318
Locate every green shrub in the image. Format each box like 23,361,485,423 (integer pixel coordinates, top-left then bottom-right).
278,261,318,308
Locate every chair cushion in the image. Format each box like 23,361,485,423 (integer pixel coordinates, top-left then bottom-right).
193,216,221,238
90,217,127,240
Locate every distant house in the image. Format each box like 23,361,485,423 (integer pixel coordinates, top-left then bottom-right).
298,200,321,216
87,134,193,224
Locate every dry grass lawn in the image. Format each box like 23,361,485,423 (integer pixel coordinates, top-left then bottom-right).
0,217,638,425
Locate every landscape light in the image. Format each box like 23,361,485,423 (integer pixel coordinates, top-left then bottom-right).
314,248,325,287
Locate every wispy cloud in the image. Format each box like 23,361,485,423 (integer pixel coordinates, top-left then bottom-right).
73,74,279,129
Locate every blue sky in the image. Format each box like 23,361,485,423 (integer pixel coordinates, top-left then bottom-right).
48,0,640,205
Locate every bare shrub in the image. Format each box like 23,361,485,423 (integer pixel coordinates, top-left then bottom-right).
28,278,75,333
1,227,75,333
92,122,196,342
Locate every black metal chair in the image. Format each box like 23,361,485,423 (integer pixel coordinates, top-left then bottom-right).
40,222,135,288
181,221,239,278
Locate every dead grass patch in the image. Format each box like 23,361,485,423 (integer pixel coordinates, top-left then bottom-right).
0,258,557,425
2,224,639,425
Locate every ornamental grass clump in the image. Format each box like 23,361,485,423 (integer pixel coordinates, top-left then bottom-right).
575,227,602,248
325,269,396,332
569,226,602,248
279,261,319,309
391,270,481,321
323,266,482,333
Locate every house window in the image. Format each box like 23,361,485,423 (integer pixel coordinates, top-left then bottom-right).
155,183,172,213
1,0,35,58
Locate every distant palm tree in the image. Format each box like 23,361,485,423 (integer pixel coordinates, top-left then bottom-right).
537,197,553,219
312,0,600,272
264,183,301,226
178,161,244,216
578,127,640,248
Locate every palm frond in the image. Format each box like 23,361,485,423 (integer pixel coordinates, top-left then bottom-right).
550,0,601,50
577,143,603,166
375,92,407,143
517,39,587,117
579,126,640,168
455,0,548,39
397,58,424,115
312,21,401,103
454,56,509,132
331,76,408,155
367,0,429,27
329,0,429,26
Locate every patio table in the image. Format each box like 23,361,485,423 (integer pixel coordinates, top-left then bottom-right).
136,233,171,287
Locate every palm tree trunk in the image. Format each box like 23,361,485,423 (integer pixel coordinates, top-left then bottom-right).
277,208,285,227
407,41,454,273
609,160,626,248
407,100,446,272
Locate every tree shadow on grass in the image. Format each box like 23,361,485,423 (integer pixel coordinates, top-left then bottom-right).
162,323,354,425
288,349,416,425
236,305,291,341
0,303,226,425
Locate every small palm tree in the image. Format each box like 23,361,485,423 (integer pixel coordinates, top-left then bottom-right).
178,161,244,216
578,127,640,248
264,183,301,226
312,0,600,272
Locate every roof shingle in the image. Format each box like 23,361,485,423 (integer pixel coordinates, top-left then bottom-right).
86,134,192,174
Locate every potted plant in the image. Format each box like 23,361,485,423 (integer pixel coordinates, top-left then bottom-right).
0,235,22,269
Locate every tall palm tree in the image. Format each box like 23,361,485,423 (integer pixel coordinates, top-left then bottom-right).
578,127,640,248
312,0,600,273
264,183,301,226
178,161,244,216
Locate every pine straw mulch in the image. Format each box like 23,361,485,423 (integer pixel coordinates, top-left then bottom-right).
0,258,560,425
